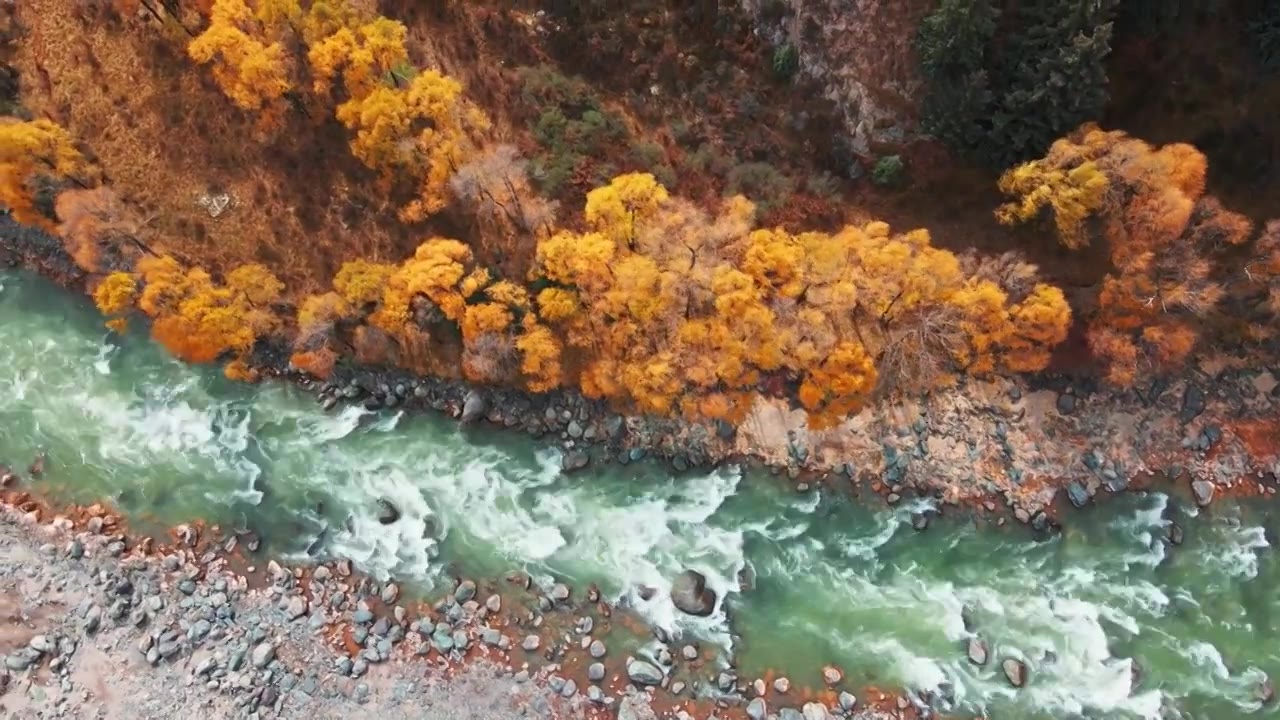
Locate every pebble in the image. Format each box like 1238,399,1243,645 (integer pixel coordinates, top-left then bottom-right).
681,644,698,661
521,635,540,652
251,643,276,669
746,697,767,720
454,580,477,603
380,584,399,604
838,691,857,711
774,677,790,693
285,596,308,619
588,662,605,682
589,640,606,658
802,702,829,720
560,678,577,698
822,665,843,685
550,583,570,603
484,595,501,613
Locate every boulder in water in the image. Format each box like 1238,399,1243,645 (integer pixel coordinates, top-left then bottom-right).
1066,482,1090,508
626,660,664,686
1166,522,1184,546
1191,479,1215,507
1002,658,1027,687
966,637,989,666
461,391,487,424
670,570,717,617
376,498,401,525
1256,676,1275,704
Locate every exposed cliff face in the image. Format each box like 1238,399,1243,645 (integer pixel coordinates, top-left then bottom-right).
745,0,931,156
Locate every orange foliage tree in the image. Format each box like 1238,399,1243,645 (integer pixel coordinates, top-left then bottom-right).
107,255,286,378
534,173,1070,426
998,124,1252,385
0,118,87,227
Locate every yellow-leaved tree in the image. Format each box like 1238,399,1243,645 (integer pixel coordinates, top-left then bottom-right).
997,124,1251,385
533,173,1071,427
188,0,295,128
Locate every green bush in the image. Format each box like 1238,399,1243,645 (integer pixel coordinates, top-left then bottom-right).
917,0,1116,168
871,156,906,188
804,171,842,199
726,162,795,212
772,44,799,80
1251,0,1280,73
517,65,630,196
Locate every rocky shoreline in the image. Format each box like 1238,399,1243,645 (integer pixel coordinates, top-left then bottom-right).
0,487,915,720
4,214,1280,531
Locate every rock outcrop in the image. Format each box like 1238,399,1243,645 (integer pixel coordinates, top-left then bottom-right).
742,0,932,155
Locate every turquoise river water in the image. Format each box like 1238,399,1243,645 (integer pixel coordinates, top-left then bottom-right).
0,270,1277,719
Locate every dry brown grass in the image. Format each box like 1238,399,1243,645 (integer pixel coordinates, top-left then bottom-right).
12,0,425,297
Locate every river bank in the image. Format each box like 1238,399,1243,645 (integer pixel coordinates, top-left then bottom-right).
4,215,1278,528
1,266,1278,718
0,484,909,720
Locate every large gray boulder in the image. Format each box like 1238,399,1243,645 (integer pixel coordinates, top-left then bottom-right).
461,391,487,424
670,570,717,617
626,660,664,686
1191,479,1216,507
967,637,989,666
1002,658,1028,687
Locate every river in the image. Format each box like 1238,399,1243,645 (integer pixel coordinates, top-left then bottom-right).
0,269,1276,719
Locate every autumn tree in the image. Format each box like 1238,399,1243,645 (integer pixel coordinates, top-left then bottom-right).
534,173,1070,426
188,0,295,128
308,16,408,100
93,272,138,333
333,70,490,222
998,124,1251,385
0,118,87,227
122,255,284,378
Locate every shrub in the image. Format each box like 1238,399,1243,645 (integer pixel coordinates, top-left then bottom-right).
918,0,1116,167
871,155,906,188
772,44,799,80
725,162,795,212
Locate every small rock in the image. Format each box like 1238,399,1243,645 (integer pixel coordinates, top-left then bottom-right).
286,596,308,619
626,660,664,686
461,390,487,423
681,644,698,661
376,498,401,525
670,570,716,617
588,662,605,682
589,640,606,658
967,637,989,666
312,566,331,582
484,595,501,613
774,677,790,693
251,643,276,669
1191,479,1216,507
1002,658,1028,688
550,583,570,604
802,702,829,720
82,605,102,634
1066,482,1090,509
822,665,842,686
1056,393,1076,415
1180,384,1206,423
195,657,218,676
67,541,84,559
746,697,767,720
521,635,540,652
380,584,399,604
587,685,604,703
455,580,477,603
838,691,857,711
560,679,577,698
